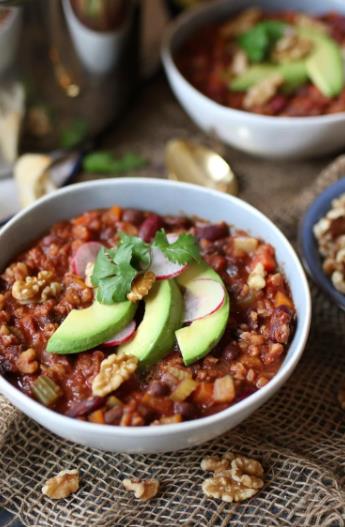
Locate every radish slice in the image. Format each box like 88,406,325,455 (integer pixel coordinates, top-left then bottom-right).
72,241,103,278
149,246,187,280
183,279,225,323
103,321,136,347
148,232,187,279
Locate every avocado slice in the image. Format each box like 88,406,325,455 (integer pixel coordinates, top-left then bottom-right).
230,61,308,92
119,279,183,367
47,300,137,354
176,263,230,366
298,28,344,97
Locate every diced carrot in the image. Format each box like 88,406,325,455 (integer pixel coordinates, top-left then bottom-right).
192,382,214,404
275,291,293,309
88,409,105,424
142,393,173,415
111,205,122,221
119,222,138,236
73,214,89,226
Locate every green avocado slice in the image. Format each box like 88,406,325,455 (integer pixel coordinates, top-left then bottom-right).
119,279,183,367
47,300,137,354
230,61,308,92
298,28,344,97
176,263,230,366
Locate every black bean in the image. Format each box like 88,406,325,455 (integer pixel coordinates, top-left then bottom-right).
147,380,170,397
173,401,197,420
66,397,105,418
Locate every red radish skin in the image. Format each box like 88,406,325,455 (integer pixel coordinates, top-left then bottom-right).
72,242,103,278
103,321,136,347
183,279,225,323
148,232,187,279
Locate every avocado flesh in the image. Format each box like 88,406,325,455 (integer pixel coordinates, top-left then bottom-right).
298,28,344,97
119,279,183,367
230,61,308,92
176,263,230,366
47,300,137,354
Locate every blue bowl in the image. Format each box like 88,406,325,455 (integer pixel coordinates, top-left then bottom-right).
299,177,345,311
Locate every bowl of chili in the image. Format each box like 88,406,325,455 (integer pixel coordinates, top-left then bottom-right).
0,178,311,452
162,0,345,159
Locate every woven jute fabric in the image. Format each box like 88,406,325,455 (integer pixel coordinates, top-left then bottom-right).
2,79,345,525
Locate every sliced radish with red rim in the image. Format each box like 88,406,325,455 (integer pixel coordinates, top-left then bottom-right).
148,232,187,280
103,321,136,347
72,241,103,278
182,279,225,323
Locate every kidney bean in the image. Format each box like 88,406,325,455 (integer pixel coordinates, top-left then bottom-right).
122,209,144,226
104,404,124,424
173,401,197,420
164,216,192,229
139,214,163,242
196,222,229,241
147,380,170,397
66,396,105,417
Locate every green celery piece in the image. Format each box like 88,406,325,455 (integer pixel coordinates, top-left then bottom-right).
32,376,62,406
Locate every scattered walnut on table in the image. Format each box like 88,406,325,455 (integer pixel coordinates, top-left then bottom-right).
16,348,39,374
244,73,284,110
201,453,264,503
92,353,138,397
41,469,79,499
127,271,156,303
123,478,159,501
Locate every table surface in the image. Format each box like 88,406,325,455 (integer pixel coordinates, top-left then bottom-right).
0,73,335,527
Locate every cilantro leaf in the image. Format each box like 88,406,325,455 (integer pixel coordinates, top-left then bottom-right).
153,230,201,264
83,151,147,175
237,21,287,63
96,262,137,304
118,232,151,269
91,247,117,287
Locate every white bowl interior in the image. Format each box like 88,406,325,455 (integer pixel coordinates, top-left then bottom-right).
0,179,311,452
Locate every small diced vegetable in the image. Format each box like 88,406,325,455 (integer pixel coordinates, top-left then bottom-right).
88,409,105,424
193,382,214,404
233,237,258,253
275,291,293,309
167,366,191,382
170,378,198,402
32,376,62,406
213,375,236,403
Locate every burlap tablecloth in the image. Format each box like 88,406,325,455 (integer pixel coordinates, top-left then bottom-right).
1,78,345,527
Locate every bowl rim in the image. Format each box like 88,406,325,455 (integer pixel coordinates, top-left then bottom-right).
299,177,345,311
161,0,345,125
0,177,312,438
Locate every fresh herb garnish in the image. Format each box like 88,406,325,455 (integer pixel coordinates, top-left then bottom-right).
83,151,147,175
237,21,287,63
91,230,201,304
153,230,201,265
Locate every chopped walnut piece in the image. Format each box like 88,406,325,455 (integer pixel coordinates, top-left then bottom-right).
123,478,159,501
231,50,248,76
338,383,345,410
16,348,39,374
12,270,62,304
84,262,95,287
127,271,156,303
92,353,138,397
42,469,79,499
272,32,313,63
201,453,264,503
3,262,28,282
220,8,262,38
201,453,235,473
244,73,284,110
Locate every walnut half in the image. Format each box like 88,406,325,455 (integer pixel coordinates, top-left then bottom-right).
42,469,79,500
123,478,159,501
127,272,156,303
92,353,138,397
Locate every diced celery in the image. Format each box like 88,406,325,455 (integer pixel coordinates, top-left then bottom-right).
170,378,198,402
32,376,62,406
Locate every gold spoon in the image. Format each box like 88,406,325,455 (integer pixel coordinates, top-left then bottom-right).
165,139,238,195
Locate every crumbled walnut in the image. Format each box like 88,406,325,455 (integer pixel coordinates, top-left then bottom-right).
127,272,156,303
231,50,248,76
202,472,258,503
201,453,235,473
230,455,264,490
247,263,266,291
338,382,345,410
220,8,262,38
16,348,39,374
41,469,79,499
244,73,284,110
201,453,264,503
272,32,313,63
123,478,159,501
12,270,62,304
3,262,28,282
92,353,138,397
295,14,328,34
84,262,94,288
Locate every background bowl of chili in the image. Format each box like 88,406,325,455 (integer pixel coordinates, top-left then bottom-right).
162,0,345,159
0,178,311,452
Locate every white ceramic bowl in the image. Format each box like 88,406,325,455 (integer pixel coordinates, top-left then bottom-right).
0,179,311,452
162,0,345,159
